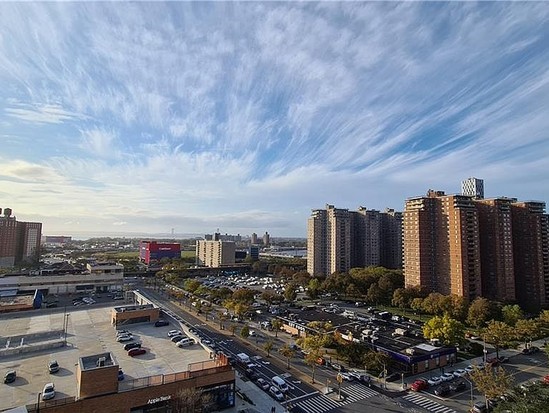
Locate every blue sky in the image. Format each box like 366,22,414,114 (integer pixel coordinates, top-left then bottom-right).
1,2,548,238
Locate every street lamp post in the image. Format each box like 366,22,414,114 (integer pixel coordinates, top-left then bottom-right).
462,376,474,410
37,392,41,413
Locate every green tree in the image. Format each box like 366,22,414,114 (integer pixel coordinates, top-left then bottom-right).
336,341,367,367
264,340,274,357
229,324,237,337
284,282,298,302
515,319,539,347
467,297,493,329
483,320,514,359
362,350,392,376
240,325,250,339
421,292,446,315
366,283,383,304
501,304,524,326
232,288,256,304
183,279,201,293
391,288,409,310
279,344,296,369
271,319,283,338
307,278,322,299
298,335,327,384
422,315,466,346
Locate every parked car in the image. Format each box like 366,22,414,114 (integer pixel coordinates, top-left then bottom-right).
269,386,284,401
176,338,195,347
117,335,133,342
171,335,185,343
331,363,344,372
154,320,169,327
116,330,131,336
118,369,125,381
471,401,491,413
4,370,16,384
123,342,142,351
428,376,443,386
441,372,455,382
453,369,467,378
48,360,60,374
450,380,467,392
434,384,451,396
42,383,56,400
256,378,270,391
168,330,182,338
340,372,355,381
128,348,146,357
410,379,428,392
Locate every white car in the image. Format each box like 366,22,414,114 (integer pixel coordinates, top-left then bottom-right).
464,365,475,374
441,373,455,382
453,369,467,378
42,383,55,400
116,335,133,342
428,376,443,386
167,330,182,338
257,378,270,391
269,386,284,401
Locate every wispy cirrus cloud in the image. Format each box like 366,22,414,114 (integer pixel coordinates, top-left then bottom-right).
0,2,547,236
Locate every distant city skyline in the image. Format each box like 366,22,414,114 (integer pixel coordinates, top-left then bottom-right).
1,2,548,237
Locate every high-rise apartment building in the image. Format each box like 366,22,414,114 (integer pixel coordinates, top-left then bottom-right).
404,181,549,310
461,177,484,199
263,231,270,246
195,240,236,268
403,191,482,300
475,198,516,302
510,201,549,310
0,208,42,268
307,204,402,277
251,233,258,245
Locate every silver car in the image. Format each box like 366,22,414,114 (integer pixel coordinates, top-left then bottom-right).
42,382,55,400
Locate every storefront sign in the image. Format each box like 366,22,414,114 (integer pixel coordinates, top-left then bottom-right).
148,395,171,404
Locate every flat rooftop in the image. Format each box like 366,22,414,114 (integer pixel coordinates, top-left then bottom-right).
0,306,212,410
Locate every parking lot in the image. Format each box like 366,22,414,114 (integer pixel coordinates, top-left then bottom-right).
0,306,211,410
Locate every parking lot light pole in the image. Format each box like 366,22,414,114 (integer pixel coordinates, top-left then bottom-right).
462,376,474,410
37,392,41,413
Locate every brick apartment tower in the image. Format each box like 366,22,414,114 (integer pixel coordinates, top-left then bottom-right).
307,204,402,277
0,208,42,268
403,190,482,300
475,198,516,302
510,201,549,310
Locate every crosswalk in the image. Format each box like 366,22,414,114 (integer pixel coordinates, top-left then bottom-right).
287,384,379,413
402,393,458,413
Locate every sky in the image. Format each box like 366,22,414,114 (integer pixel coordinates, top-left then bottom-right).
1,2,548,238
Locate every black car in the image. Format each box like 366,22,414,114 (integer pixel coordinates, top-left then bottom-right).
450,380,467,392
434,384,451,396
124,342,142,351
4,370,16,384
244,368,258,381
154,320,169,327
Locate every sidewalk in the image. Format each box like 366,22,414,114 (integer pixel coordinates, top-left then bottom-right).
218,374,285,413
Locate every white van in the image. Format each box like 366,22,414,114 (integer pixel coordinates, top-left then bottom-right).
271,375,288,393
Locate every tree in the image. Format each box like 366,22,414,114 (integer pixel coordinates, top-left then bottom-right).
392,288,409,310
366,283,383,305
232,288,256,304
467,297,492,329
336,341,367,367
229,324,237,337
284,283,298,302
261,291,278,306
483,320,514,359
421,292,446,315
422,315,466,346
298,335,327,384
469,366,513,408
307,278,322,299
171,387,212,413
515,319,539,347
279,344,296,369
240,325,250,339
264,339,274,357
501,304,524,326
362,350,392,376
271,319,283,338
183,279,201,293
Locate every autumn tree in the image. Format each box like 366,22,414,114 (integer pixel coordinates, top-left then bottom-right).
514,318,539,347
362,350,392,376
284,283,298,302
298,335,327,384
240,325,250,339
423,315,466,346
468,366,513,408
183,279,201,293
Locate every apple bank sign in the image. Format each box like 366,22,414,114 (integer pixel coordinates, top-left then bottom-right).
148,395,171,405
